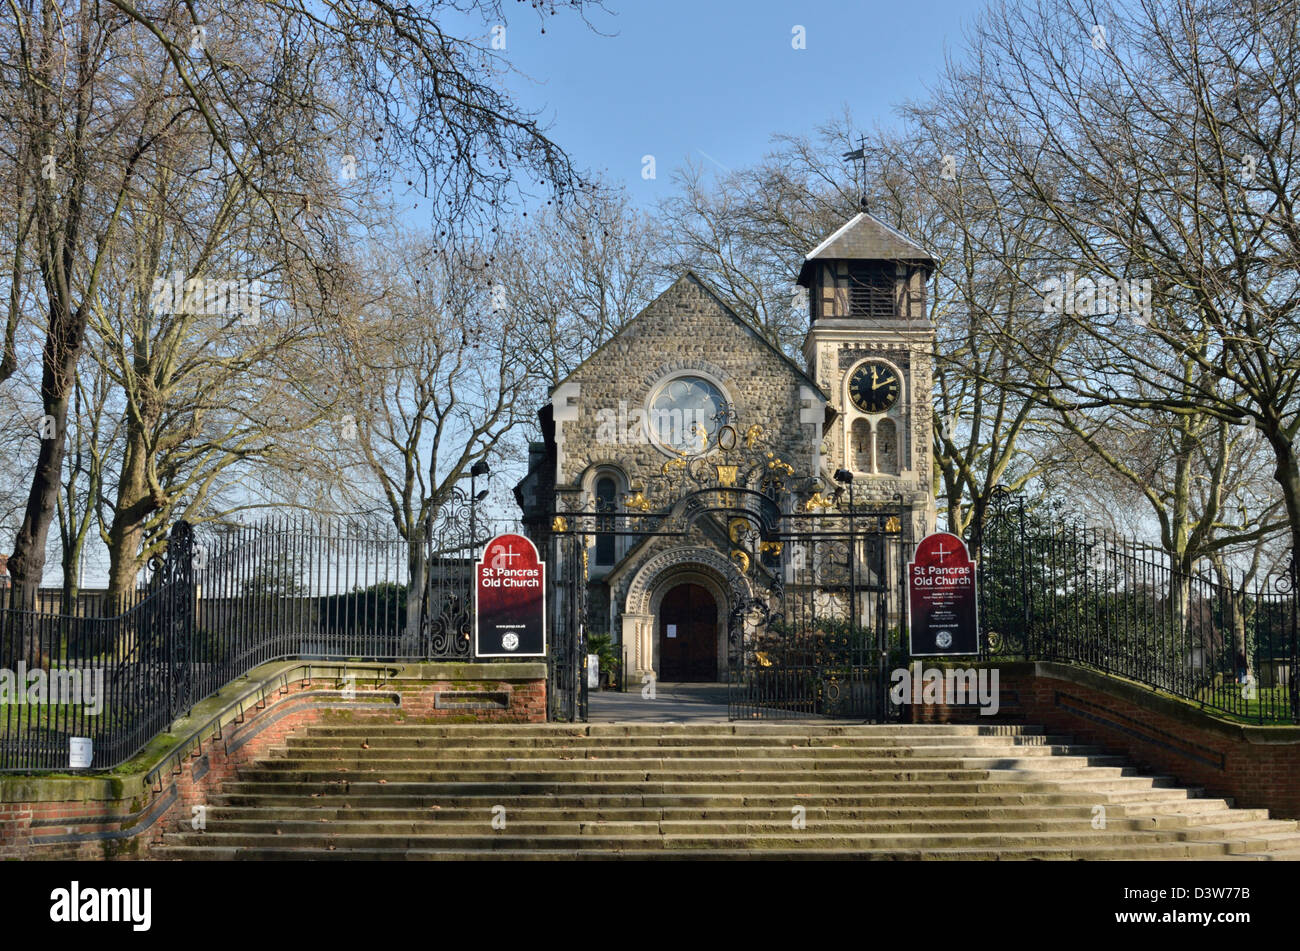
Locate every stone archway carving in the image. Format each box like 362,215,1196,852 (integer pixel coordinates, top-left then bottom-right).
619,546,752,677
625,546,750,616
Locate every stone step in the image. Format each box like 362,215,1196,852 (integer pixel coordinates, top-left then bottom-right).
229,764,1147,784
195,800,1263,822
1219,830,1300,853
214,777,1201,799
249,754,1126,774
147,841,1280,860
156,718,1295,861
160,828,1285,853
298,724,1048,738
1230,847,1300,861
189,815,1292,837
208,789,1219,813
265,744,1109,762
281,734,1074,750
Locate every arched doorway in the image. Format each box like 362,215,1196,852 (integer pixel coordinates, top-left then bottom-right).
620,547,745,680
658,583,718,681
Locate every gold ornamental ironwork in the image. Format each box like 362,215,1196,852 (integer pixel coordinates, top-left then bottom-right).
661,454,688,477
803,490,834,512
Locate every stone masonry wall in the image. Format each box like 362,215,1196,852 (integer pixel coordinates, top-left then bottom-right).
553,274,825,495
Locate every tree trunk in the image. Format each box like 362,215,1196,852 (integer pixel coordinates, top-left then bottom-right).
104,412,158,613
59,536,80,617
966,495,988,559
6,301,85,664
1168,565,1192,679
1232,586,1251,680
1267,428,1300,570
1269,433,1300,721
402,531,426,654
1211,555,1251,681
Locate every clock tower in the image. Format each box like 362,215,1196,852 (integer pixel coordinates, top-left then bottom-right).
799,211,936,535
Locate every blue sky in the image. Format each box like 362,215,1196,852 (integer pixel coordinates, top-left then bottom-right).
478,0,982,206
45,2,985,587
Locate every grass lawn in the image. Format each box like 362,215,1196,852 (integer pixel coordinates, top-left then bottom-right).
1196,683,1295,724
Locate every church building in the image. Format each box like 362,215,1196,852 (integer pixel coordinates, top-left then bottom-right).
515,212,936,682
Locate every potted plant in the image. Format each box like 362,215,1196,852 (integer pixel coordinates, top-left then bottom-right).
586,633,621,689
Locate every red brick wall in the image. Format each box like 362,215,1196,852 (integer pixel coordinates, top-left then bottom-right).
0,799,139,861
904,662,1300,819
0,674,545,860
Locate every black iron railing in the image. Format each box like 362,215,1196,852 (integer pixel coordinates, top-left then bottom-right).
0,508,522,771
974,491,1299,724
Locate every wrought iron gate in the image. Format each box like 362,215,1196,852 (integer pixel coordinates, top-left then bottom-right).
417,490,478,660
543,479,912,721
547,528,588,721
727,505,911,720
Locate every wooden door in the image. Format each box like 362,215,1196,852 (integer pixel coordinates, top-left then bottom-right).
658,583,718,682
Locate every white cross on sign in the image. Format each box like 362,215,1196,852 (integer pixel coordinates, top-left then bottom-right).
934,542,952,564
490,546,521,571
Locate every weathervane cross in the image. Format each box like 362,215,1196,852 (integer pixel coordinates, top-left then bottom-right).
841,134,869,210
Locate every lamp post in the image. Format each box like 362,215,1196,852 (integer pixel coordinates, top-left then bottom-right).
470,460,490,548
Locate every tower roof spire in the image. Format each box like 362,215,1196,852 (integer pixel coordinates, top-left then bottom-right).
796,213,934,288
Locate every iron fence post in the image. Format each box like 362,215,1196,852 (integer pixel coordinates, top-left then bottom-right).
1017,494,1031,659
1290,551,1299,724
897,496,908,721
163,520,196,721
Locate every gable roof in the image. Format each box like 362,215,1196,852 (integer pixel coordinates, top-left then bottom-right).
550,271,831,404
797,212,934,286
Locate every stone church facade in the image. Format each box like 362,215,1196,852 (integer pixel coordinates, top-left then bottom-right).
515,212,936,681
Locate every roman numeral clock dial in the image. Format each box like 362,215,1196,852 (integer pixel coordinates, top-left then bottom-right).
848,361,900,414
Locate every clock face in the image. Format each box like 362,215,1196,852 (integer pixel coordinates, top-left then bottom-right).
848,361,901,414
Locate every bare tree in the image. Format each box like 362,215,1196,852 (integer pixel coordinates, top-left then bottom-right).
310,229,532,640
498,182,662,395
83,82,360,608
0,0,600,644
56,358,113,613
656,151,844,356
935,0,1300,565
859,122,1064,540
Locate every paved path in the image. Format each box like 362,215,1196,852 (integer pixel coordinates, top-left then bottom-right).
588,682,732,722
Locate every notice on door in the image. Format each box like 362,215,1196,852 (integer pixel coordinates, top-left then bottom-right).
907,531,979,656
475,533,546,657
666,624,677,638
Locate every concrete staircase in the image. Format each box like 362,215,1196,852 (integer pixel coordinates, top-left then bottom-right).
154,722,1300,860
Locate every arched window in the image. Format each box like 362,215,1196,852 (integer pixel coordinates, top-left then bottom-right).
876,418,899,475
851,418,872,473
594,476,617,565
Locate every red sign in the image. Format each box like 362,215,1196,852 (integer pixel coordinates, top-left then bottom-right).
474,534,546,657
907,532,979,656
